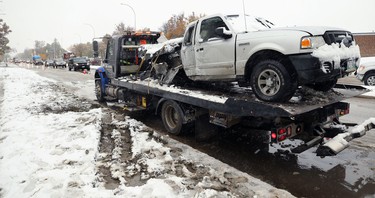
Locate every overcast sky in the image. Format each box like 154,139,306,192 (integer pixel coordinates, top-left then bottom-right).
2,0,375,54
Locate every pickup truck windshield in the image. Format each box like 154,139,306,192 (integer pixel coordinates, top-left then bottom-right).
226,14,275,33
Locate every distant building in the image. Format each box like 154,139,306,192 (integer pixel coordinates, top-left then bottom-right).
353,32,375,57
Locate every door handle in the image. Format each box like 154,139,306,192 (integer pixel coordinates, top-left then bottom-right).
196,48,204,52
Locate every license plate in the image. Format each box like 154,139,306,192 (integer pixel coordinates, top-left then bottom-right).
346,58,356,72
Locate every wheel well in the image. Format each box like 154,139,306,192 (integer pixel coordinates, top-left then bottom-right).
244,50,297,81
364,70,375,78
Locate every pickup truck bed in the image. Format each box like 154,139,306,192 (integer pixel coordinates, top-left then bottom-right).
111,77,367,117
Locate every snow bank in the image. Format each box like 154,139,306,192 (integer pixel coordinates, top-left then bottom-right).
0,68,106,197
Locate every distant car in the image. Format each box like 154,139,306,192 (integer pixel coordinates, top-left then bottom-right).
34,59,44,65
54,59,66,68
356,61,375,86
68,57,90,71
45,60,55,67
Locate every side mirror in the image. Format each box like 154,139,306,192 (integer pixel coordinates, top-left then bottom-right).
215,27,232,39
93,41,99,57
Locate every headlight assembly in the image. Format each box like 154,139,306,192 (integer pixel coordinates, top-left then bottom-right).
300,36,326,49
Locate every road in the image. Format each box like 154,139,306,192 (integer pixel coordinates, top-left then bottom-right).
5,63,375,197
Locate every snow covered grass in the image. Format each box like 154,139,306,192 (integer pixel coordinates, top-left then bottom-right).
0,67,294,197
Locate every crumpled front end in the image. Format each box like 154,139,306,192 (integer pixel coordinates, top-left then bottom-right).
312,31,361,76
290,31,361,84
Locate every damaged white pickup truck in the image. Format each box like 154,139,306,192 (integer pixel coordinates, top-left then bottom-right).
178,14,361,102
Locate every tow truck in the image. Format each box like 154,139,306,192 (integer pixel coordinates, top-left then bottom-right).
93,31,374,157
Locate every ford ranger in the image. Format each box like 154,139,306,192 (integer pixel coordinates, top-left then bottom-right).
179,14,361,102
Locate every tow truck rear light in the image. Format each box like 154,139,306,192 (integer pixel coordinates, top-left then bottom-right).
278,128,286,135
337,102,350,116
278,135,287,142
340,109,349,116
271,132,277,140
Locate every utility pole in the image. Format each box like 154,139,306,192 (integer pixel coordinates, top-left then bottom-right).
121,3,136,31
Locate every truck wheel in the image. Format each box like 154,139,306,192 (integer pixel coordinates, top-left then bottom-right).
364,72,375,86
161,100,184,135
69,67,72,71
307,79,337,92
95,80,105,102
250,60,296,102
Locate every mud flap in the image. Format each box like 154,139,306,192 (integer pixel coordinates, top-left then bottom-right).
195,114,219,142
316,118,375,156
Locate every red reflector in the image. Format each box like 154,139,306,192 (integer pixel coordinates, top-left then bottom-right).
278,128,286,135
271,132,277,139
278,135,286,141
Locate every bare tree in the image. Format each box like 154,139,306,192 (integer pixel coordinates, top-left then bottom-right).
112,22,134,35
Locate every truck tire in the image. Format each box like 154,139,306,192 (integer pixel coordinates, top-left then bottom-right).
307,79,337,92
364,72,375,86
250,60,296,102
95,80,105,102
161,100,184,135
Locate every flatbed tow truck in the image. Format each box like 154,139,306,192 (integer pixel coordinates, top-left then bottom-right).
93,31,374,157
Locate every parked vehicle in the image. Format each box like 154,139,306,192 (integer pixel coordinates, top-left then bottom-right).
45,60,55,67
356,61,375,86
54,58,67,68
68,57,90,71
93,30,374,157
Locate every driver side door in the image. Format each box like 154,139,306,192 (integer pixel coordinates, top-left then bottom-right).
194,16,236,80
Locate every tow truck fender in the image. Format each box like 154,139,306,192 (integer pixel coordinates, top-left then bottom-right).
95,66,109,96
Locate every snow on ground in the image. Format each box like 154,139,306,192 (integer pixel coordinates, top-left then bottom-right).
0,66,294,197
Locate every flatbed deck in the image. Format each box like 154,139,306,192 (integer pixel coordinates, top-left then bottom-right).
112,77,367,117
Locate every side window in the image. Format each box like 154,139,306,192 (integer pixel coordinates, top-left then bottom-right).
200,17,228,42
184,25,195,46
107,39,115,61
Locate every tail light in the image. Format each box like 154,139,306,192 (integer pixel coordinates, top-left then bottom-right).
271,124,303,143
337,103,350,116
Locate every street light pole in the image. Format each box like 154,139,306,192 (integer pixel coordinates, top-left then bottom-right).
83,23,96,39
120,3,136,31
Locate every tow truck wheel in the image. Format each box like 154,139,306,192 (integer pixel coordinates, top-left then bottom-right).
307,79,337,92
95,80,105,102
161,100,184,135
364,72,375,86
250,60,296,102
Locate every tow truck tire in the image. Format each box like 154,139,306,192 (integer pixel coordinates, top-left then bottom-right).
364,72,375,86
161,100,184,135
307,79,337,92
250,60,296,102
95,80,105,102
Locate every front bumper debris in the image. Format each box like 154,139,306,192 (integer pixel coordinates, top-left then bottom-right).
316,118,374,156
